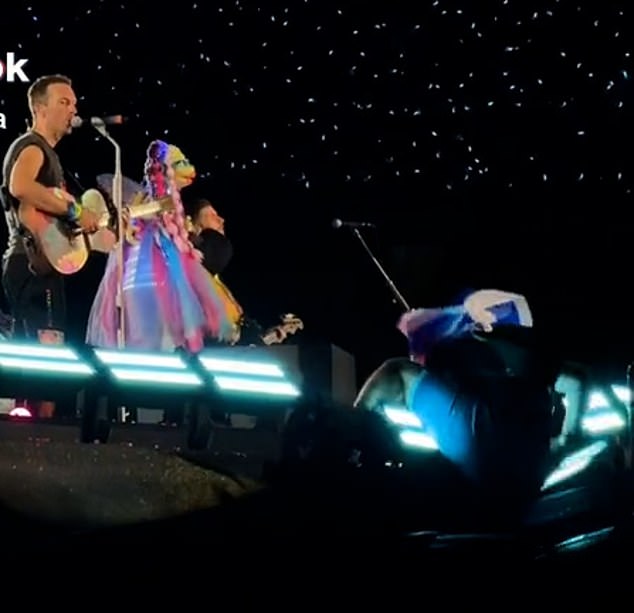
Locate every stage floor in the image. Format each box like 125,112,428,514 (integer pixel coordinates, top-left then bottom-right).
0,417,269,533
0,412,632,578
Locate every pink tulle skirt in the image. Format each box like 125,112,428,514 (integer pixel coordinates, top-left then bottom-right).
86,220,237,353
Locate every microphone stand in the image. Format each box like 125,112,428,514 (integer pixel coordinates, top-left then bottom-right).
92,120,125,348
93,120,129,423
350,227,411,312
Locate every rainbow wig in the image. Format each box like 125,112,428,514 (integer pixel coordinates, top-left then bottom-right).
143,139,200,259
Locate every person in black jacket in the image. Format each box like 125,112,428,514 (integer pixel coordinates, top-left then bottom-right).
187,198,303,348
188,197,250,332
188,198,233,276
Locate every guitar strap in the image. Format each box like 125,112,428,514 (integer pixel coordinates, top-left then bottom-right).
0,184,50,275
0,186,21,236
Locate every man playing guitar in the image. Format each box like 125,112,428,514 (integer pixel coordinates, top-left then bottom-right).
186,198,303,346
1,74,99,418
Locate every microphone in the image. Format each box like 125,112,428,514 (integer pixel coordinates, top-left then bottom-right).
70,115,126,129
331,218,376,230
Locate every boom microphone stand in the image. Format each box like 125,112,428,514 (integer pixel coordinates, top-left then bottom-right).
337,222,416,365
92,120,129,424
348,226,411,312
92,120,125,349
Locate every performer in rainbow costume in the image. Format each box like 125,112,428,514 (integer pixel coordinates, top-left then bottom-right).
85,140,237,353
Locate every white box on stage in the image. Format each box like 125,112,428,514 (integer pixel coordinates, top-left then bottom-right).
0,397,15,414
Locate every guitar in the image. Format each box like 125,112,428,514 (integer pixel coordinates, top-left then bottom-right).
260,314,304,346
21,188,173,275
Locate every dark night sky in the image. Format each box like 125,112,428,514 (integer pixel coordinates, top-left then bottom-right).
0,1,633,380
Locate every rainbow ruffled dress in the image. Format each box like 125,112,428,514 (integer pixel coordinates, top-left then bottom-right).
86,216,237,353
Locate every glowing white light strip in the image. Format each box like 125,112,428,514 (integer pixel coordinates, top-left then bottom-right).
588,385,631,410
95,350,187,369
110,368,202,385
0,356,94,375
541,440,608,490
581,411,626,434
213,375,300,396
384,406,423,428
612,384,630,403
0,342,80,361
199,357,284,377
399,429,439,450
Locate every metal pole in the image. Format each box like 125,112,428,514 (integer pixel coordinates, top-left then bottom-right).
93,121,128,422
351,228,411,311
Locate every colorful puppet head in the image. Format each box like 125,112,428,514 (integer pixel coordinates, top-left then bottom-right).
166,144,196,188
142,140,197,255
144,140,196,197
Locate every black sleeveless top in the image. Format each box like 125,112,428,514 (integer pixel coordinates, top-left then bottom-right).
1,131,65,259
